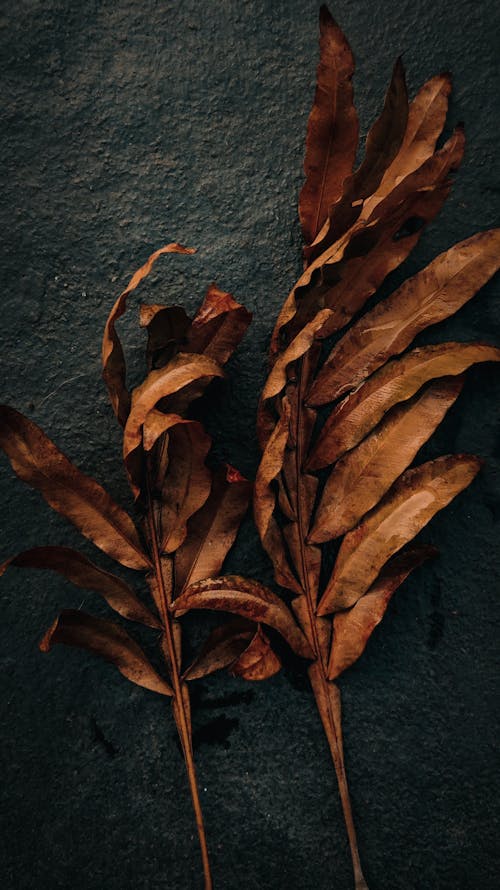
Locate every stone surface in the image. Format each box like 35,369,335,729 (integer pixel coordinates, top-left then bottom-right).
0,2,499,888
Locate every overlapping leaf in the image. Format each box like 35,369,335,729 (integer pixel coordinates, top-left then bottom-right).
317,455,481,615
327,546,437,679
308,343,500,470
102,243,195,427
174,465,252,594
173,576,313,659
309,229,500,404
309,378,463,541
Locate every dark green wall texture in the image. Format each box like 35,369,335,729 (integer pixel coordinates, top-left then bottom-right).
1,1,499,888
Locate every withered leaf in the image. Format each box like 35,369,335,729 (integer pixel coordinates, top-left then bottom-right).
317,454,481,615
309,228,500,404
186,284,252,366
254,400,302,595
174,465,252,594
173,576,313,659
344,56,408,203
272,127,463,357
303,56,408,262
308,342,500,470
230,624,281,681
102,243,195,427
310,378,463,542
182,619,255,681
140,303,191,371
327,546,437,679
262,309,333,402
362,72,452,216
122,353,223,496
0,546,160,628
159,422,212,554
0,406,150,571
302,127,466,339
299,6,358,245
40,610,172,696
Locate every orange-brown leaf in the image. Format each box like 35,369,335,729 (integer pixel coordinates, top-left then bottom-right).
0,407,150,571
317,455,481,615
308,343,500,470
40,610,172,695
102,243,195,427
173,576,313,659
309,378,464,542
122,353,222,496
299,6,358,244
186,284,252,366
0,546,160,628
254,401,302,594
309,228,500,404
230,624,282,681
362,72,452,216
159,422,212,553
174,465,252,594
139,304,191,371
327,546,437,678
182,619,254,680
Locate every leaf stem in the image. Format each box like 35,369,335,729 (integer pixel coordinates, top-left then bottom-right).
294,357,368,890
146,471,213,890
308,664,368,890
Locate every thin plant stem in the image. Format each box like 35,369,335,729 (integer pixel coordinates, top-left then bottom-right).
146,469,213,890
294,357,367,890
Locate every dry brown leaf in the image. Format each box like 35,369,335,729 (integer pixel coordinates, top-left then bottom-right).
40,609,172,696
102,243,195,427
140,304,191,371
182,619,254,681
254,400,302,595
174,465,252,594
186,284,252,365
0,406,150,571
317,455,481,615
362,72,452,216
173,576,313,659
272,139,462,360
309,378,463,542
158,423,212,554
308,342,500,470
230,624,282,681
0,546,160,628
122,353,223,496
299,6,358,244
328,546,437,679
309,229,500,404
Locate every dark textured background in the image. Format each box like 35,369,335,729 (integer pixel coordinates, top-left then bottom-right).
1,2,499,888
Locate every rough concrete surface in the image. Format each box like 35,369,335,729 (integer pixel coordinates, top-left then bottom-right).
0,1,499,888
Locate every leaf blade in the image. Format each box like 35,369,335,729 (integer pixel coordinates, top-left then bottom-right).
299,6,358,244
173,575,313,659
40,610,172,695
309,377,464,541
0,546,160,627
0,407,150,570
174,465,252,594
102,243,195,427
309,228,500,404
308,343,500,470
317,455,481,614
327,546,437,678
